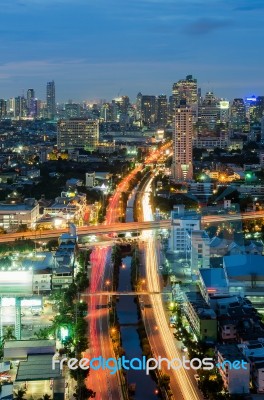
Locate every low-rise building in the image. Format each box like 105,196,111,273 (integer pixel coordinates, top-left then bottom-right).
217,344,250,394
239,341,264,393
199,268,229,303
0,198,39,230
13,354,64,399
182,291,217,342
223,255,264,300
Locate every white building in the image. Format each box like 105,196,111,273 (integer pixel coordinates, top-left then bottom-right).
187,230,210,276
0,198,39,230
86,172,95,188
168,205,200,254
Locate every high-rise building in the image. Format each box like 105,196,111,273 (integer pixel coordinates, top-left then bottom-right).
255,96,264,121
217,100,230,124
111,96,130,126
0,99,7,119
14,96,27,118
230,98,246,130
57,119,99,151
172,75,198,113
140,95,156,126
100,103,112,122
172,100,193,181
65,103,81,119
27,89,35,108
156,94,168,128
261,116,264,145
198,92,219,129
46,80,56,119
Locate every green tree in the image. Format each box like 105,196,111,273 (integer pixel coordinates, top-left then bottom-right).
2,326,16,342
34,327,50,340
38,395,52,400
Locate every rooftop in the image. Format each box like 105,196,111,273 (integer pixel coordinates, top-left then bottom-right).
4,339,55,350
185,291,216,319
218,344,247,362
16,354,62,381
199,268,228,289
224,255,264,280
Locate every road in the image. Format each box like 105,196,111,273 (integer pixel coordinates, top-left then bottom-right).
85,142,172,400
0,210,263,243
141,177,203,400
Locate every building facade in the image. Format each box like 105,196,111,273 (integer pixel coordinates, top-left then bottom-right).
57,118,99,150
172,100,193,181
46,80,56,119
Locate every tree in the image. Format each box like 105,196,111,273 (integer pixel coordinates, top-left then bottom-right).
2,326,16,343
13,389,26,400
34,327,50,340
46,239,59,251
38,395,52,400
73,385,96,399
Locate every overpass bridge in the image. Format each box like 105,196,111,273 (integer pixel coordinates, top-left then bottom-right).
83,291,160,296
0,211,263,243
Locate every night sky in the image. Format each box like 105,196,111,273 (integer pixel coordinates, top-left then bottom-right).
0,0,263,102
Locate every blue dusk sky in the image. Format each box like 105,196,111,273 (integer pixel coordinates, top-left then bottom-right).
0,0,263,102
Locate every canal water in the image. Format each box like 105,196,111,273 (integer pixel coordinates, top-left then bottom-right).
115,188,157,399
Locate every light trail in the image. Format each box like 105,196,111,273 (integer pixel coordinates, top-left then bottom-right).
142,177,203,400
87,142,172,399
0,210,263,243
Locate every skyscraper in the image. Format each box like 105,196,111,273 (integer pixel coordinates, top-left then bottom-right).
27,89,35,108
46,80,56,119
172,100,193,181
27,89,36,117
140,95,156,126
57,118,99,151
198,92,219,129
14,96,27,118
255,96,264,121
0,99,7,119
172,75,198,112
156,94,168,128
230,98,246,130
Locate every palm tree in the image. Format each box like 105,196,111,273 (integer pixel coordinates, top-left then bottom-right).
34,327,50,340
2,326,16,344
13,388,26,400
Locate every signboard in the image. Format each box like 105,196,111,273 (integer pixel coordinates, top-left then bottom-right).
0,271,33,296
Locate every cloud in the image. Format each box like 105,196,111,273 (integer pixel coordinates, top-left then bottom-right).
184,17,233,35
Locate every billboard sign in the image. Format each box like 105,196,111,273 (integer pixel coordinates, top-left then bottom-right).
0,271,33,296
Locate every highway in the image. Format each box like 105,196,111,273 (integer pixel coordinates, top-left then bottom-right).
141,177,203,400
1,210,264,243
85,142,172,400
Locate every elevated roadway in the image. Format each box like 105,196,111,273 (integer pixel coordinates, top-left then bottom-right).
0,211,263,243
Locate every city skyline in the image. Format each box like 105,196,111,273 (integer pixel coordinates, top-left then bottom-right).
0,0,264,101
